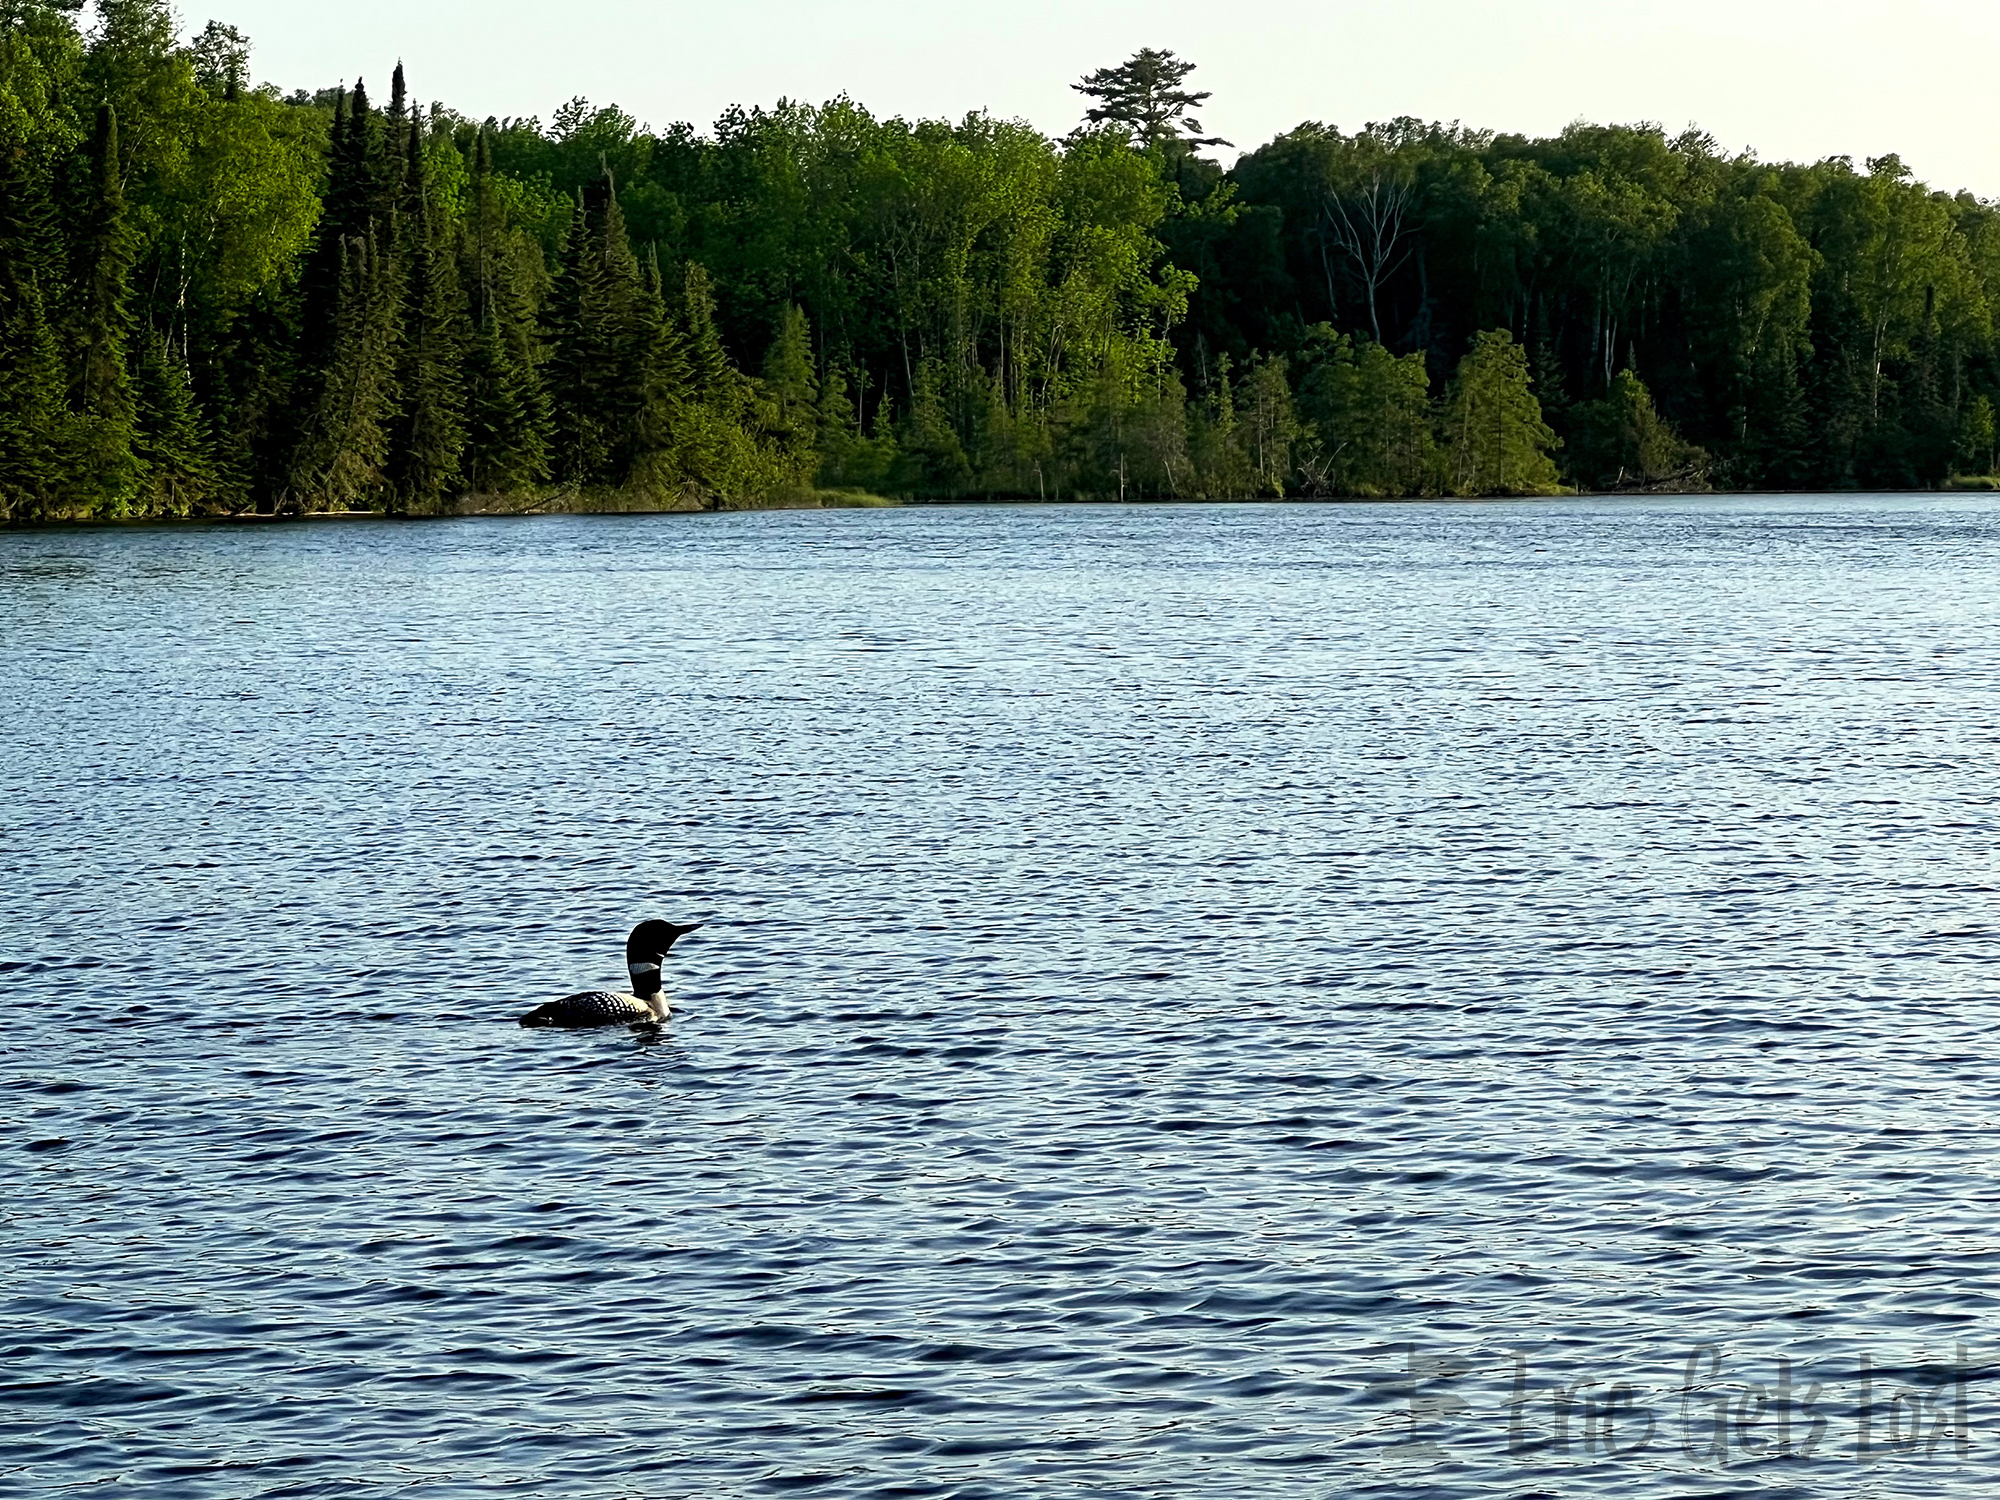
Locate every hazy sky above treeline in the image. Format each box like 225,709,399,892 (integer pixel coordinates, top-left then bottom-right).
194,0,1999,196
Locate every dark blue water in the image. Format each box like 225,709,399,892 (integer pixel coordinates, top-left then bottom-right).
6,497,2000,1497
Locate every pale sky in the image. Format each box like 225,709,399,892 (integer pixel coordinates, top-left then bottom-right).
190,0,2000,196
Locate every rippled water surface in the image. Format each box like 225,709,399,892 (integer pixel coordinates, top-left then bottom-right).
7,497,2000,1497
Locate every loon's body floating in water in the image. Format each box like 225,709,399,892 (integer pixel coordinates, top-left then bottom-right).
518,920,703,1028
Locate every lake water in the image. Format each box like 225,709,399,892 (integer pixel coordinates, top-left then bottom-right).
6,496,2000,1497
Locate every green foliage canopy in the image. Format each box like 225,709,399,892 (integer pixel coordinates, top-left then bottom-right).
9,30,2000,522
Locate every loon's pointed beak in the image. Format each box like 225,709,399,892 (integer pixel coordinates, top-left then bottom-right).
658,921,702,950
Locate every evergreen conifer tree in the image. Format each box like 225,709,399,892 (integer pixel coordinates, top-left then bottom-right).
461,315,532,494
812,362,898,492
388,121,466,509
207,288,304,512
288,75,404,511
339,81,372,220
681,262,734,402
324,84,378,241
541,179,658,487
189,20,250,99
458,129,548,494
291,230,399,509
1902,296,1956,486
1960,393,1998,477
674,261,776,501
387,64,406,123
0,267,72,520
465,128,501,332
595,181,649,476
1441,329,1560,495
676,261,731,494
894,357,972,495
762,304,818,471
812,363,859,485
1073,49,1228,150
622,247,692,494
384,62,411,215
0,124,75,517
543,193,614,484
298,83,379,394
133,326,214,513
1739,346,1811,488
70,104,142,515
1294,330,1437,496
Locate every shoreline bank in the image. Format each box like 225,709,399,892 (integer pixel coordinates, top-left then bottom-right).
7,483,2000,531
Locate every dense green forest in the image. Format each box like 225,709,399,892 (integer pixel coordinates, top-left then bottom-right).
5,3,2000,522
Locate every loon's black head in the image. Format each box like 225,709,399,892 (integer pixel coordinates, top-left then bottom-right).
625,919,702,998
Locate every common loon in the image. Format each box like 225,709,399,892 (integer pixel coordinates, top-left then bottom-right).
517,920,703,1028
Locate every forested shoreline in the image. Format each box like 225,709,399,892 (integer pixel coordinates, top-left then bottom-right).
5,5,2000,524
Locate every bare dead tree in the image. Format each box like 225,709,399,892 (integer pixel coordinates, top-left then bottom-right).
1322,171,1416,345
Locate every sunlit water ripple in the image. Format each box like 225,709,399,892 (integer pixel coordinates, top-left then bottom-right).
5,496,2000,1497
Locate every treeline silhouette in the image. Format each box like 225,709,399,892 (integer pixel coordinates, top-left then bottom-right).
4,9,1997,522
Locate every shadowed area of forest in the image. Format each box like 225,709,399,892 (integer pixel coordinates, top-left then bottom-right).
5,9,1998,521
